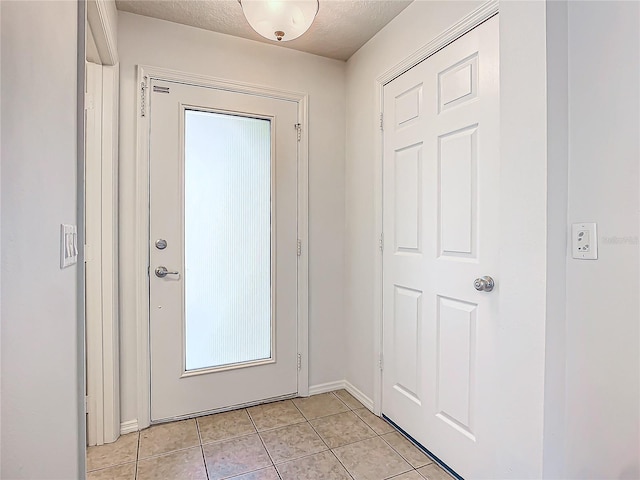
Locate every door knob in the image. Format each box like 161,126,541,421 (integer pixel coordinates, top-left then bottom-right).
155,266,179,278
474,276,495,292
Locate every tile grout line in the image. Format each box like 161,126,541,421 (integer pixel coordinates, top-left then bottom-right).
379,432,434,471
195,417,211,480
290,396,312,421
86,431,142,474
200,430,261,448
292,392,352,422
85,461,138,475
293,390,387,479
308,415,379,450
136,443,206,462
332,390,365,412
322,400,380,480
352,407,396,435
135,431,141,480
255,396,346,472
327,446,357,480
328,391,424,480
303,406,357,480
247,408,283,480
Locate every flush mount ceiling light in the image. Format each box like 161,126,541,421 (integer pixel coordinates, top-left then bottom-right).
239,0,319,42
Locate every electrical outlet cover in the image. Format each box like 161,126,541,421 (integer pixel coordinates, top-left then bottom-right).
572,223,598,260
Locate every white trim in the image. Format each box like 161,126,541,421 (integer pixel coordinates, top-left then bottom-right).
85,61,104,447
308,380,374,411
139,66,309,103
373,0,500,416
308,381,346,396
100,63,120,444
84,0,120,447
344,380,374,411
87,0,118,66
85,61,120,446
135,65,310,429
297,93,310,398
135,66,151,431
120,420,139,436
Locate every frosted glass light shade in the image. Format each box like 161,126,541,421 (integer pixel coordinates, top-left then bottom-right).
240,0,319,42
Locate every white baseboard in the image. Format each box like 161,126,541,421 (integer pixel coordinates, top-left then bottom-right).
120,419,139,435
308,380,346,396
343,380,374,411
308,379,374,412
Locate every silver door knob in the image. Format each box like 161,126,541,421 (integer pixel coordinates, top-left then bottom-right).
155,266,179,278
474,276,495,292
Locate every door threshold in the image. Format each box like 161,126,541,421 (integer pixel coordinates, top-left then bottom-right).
152,392,298,425
382,414,464,480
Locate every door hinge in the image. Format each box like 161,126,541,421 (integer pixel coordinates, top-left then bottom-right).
140,76,148,117
85,92,95,111
294,123,302,142
379,112,384,131
297,353,302,370
297,239,302,257
85,395,90,414
379,233,384,252
378,353,384,371
84,244,90,263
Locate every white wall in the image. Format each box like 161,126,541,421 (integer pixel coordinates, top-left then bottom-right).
1,1,84,478
564,2,640,477
117,12,346,424
344,0,484,406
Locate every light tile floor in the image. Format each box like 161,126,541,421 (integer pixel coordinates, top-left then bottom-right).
86,390,454,480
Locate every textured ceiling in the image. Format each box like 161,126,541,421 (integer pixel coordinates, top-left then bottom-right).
116,0,413,61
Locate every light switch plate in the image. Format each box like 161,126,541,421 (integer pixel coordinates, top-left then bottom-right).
60,224,78,268
572,222,598,259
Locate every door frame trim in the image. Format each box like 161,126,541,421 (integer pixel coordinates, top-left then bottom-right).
134,65,310,430
372,0,499,415
85,0,120,446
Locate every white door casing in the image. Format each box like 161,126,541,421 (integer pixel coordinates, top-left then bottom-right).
85,60,104,446
382,16,499,479
84,0,120,445
147,77,303,421
85,58,121,446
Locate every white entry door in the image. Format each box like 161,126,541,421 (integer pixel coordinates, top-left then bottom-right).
148,79,299,422
382,16,499,479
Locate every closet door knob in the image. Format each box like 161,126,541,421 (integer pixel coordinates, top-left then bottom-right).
474,276,495,292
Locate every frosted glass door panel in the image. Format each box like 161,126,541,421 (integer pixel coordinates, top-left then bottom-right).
184,110,272,372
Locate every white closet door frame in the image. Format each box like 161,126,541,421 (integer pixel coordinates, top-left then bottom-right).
134,65,310,431
373,0,499,416
85,0,120,446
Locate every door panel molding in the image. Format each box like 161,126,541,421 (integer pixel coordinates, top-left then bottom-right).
134,65,309,430
373,0,499,418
